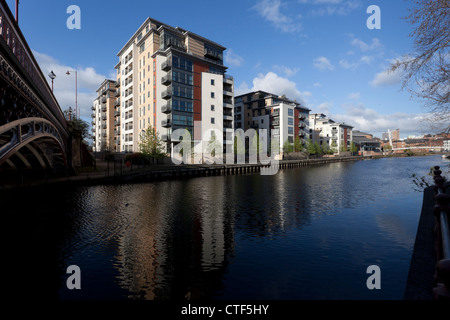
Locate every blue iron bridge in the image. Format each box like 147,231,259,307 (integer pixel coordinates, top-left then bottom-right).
0,0,71,175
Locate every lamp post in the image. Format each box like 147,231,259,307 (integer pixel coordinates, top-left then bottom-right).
48,70,56,92
68,106,72,121
66,70,78,119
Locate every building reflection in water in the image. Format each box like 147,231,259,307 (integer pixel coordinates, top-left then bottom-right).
107,177,234,300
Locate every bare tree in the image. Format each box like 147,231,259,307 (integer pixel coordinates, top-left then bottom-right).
391,0,449,133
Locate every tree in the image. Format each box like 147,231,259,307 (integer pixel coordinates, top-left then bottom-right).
350,142,358,155
306,139,316,155
390,0,449,133
313,142,322,155
282,139,293,154
63,109,89,141
139,125,166,162
330,140,338,153
294,136,303,152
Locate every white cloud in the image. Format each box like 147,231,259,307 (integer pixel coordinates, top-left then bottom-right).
370,67,402,87
339,55,373,70
235,81,251,96
254,0,302,32
348,92,360,100
332,103,427,136
351,37,382,52
34,50,110,119
313,56,334,70
225,49,244,67
273,65,300,77
313,82,322,87
250,72,306,104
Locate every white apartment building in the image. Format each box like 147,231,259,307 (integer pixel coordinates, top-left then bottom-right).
234,91,310,156
444,140,450,151
309,113,353,152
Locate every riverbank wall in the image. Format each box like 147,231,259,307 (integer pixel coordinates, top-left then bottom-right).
0,155,362,190
404,167,450,300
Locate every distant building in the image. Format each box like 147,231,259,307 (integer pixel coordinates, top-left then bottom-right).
234,91,310,154
92,79,117,152
444,140,450,151
352,130,381,153
309,113,353,152
382,128,399,141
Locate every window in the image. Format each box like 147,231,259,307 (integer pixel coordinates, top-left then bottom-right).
211,92,215,98
211,79,215,86
288,127,294,134
211,117,215,124
288,118,294,125
288,109,294,116
211,105,215,111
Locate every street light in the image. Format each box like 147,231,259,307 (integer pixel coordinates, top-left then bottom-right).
48,70,56,92
66,70,78,119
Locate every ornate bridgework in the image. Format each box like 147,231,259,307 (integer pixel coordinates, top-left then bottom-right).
0,0,70,174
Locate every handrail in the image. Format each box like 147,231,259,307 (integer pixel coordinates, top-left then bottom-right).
432,166,450,300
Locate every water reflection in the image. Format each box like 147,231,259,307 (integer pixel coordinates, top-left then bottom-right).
4,155,449,300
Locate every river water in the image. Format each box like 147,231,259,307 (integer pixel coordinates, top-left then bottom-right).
6,155,450,300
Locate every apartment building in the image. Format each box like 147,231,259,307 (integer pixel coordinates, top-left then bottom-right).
234,91,310,152
309,113,353,152
92,79,117,152
112,17,234,154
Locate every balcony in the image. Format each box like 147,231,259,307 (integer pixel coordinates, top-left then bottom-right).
162,87,172,100
273,109,280,117
91,113,96,118
272,120,280,126
114,120,120,126
161,134,171,142
115,99,120,107
115,129,120,135
223,101,233,109
161,103,172,114
299,114,306,120
223,89,233,97
161,60,171,71
91,120,96,126
161,74,172,85
299,122,306,128
114,110,120,117
161,119,171,127
91,106,95,111
101,97,107,104
102,115,107,121
115,80,120,87
101,105,107,112
115,89,120,97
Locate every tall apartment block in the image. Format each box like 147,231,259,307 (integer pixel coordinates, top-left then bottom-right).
92,79,118,152
309,113,353,152
234,91,310,153
113,17,234,154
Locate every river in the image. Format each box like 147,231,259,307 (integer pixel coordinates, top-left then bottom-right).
5,154,449,300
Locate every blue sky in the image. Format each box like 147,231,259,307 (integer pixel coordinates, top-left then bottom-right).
6,0,433,138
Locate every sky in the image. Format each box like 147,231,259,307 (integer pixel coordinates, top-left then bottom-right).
5,0,437,138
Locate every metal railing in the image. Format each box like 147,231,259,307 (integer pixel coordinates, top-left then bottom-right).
432,165,450,300
0,0,68,136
